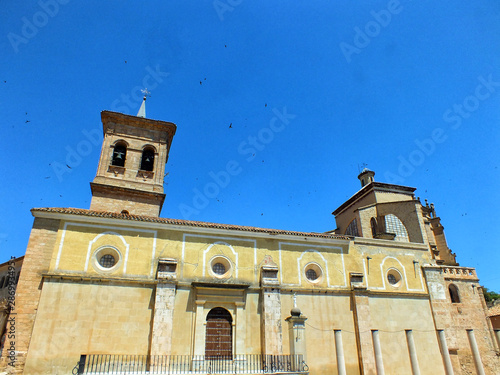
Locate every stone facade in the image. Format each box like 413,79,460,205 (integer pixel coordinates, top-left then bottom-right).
1,113,499,375
424,265,499,375
89,111,176,216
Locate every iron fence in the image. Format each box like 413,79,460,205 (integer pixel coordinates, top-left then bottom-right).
75,354,308,374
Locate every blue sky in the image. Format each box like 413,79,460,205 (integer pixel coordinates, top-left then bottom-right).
1,1,499,291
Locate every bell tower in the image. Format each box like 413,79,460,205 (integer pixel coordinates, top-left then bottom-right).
90,97,176,217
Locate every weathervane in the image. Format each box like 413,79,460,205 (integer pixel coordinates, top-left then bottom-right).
358,163,368,173
137,89,150,118
141,88,151,100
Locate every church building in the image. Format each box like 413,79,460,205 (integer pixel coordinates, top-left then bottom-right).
1,100,499,375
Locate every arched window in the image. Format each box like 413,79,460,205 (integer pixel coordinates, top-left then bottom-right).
345,219,359,237
449,284,461,303
205,307,233,359
111,143,127,167
140,148,155,171
384,214,409,242
371,218,378,237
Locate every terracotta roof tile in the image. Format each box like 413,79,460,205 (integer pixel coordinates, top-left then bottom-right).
31,207,351,241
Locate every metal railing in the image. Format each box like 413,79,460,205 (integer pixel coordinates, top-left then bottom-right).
75,354,308,374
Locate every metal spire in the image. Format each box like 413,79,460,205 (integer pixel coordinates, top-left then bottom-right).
137,88,151,118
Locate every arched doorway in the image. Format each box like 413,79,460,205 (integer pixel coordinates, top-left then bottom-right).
205,307,233,359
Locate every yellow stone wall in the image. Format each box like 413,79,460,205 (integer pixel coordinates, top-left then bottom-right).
24,280,153,374
15,215,453,375
281,292,360,374
369,296,445,375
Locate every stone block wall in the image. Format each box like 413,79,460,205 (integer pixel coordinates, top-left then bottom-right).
425,265,500,375
0,218,60,374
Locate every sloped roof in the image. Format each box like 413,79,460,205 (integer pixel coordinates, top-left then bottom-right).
489,304,500,317
31,207,351,240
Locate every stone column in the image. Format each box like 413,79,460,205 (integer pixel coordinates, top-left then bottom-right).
235,302,246,355
260,264,282,355
495,330,500,349
334,330,347,375
466,330,485,375
285,310,308,364
405,330,420,375
372,330,385,375
234,302,247,370
437,330,454,375
190,300,207,371
193,300,206,357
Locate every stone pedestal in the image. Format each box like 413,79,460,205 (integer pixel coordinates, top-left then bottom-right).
285,314,308,363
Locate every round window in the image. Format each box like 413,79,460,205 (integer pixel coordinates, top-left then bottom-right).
387,269,402,287
304,263,322,284
209,256,232,279
92,246,121,273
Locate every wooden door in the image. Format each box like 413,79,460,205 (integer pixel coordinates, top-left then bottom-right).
205,307,232,359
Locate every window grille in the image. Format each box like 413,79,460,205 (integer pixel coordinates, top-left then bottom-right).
212,263,226,275
99,254,116,268
305,269,318,281
387,274,398,285
384,214,409,242
345,219,359,237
